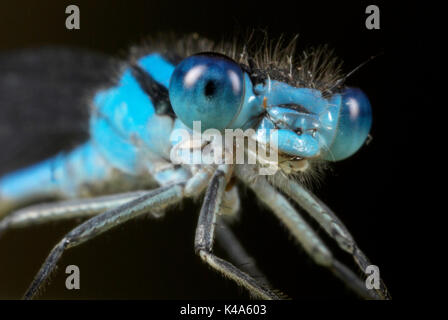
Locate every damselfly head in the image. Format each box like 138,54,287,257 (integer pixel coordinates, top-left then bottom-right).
164,34,372,174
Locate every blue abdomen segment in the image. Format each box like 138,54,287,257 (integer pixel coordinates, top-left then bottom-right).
0,142,112,203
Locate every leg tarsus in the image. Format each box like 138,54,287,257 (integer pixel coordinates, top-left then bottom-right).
22,183,184,299
23,239,68,300
195,165,282,300
198,249,280,300
330,259,379,300
215,218,271,289
236,167,381,300
268,170,391,299
352,247,392,300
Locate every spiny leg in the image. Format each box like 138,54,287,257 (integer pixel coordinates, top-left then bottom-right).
23,183,184,300
270,173,391,299
216,185,272,287
215,217,272,290
216,184,270,283
236,167,379,300
195,165,281,300
0,191,150,239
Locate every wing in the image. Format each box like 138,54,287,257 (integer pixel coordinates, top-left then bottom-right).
0,47,120,176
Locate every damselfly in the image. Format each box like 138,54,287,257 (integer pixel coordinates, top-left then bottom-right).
0,34,390,299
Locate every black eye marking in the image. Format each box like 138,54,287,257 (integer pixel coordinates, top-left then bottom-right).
131,64,175,118
204,80,216,97
277,103,313,114
240,60,268,86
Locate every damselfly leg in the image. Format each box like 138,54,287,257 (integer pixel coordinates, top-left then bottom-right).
194,165,281,300
0,191,150,238
23,183,185,299
215,218,272,290
270,173,391,299
236,165,379,300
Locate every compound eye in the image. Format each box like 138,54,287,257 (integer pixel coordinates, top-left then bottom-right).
323,87,372,161
169,53,244,131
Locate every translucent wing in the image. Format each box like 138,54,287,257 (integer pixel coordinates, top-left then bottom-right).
0,47,120,175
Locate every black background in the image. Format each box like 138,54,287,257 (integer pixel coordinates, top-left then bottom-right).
0,0,439,300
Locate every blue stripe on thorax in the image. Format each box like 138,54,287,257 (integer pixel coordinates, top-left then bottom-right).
137,54,175,88
0,53,183,203
91,53,177,174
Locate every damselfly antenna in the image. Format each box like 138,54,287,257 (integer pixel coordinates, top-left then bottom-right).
325,52,383,94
